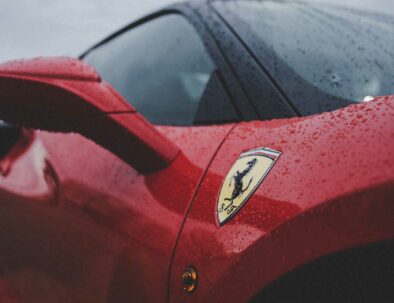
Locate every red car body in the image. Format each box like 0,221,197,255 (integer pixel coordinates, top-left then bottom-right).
0,56,392,303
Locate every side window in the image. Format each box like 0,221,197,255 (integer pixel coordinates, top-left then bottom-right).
84,14,239,125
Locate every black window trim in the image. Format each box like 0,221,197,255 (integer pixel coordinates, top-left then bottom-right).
198,0,300,121
210,1,301,116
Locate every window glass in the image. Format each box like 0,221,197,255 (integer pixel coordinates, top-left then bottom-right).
214,1,394,115
84,14,237,125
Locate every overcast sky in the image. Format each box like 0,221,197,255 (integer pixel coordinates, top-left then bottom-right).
0,0,393,63
0,0,175,62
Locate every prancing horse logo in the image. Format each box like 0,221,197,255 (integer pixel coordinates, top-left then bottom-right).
222,158,257,212
217,147,281,226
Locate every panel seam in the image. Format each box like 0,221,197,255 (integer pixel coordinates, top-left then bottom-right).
166,123,237,303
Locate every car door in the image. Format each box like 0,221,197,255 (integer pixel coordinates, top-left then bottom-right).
0,9,240,303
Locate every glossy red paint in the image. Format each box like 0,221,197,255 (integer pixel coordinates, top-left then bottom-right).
169,96,394,302
0,57,100,81
0,55,393,303
0,57,178,173
0,122,234,302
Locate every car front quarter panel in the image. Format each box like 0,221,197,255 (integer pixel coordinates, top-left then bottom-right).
169,96,394,302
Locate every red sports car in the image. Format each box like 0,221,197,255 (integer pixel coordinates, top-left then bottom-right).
0,1,393,302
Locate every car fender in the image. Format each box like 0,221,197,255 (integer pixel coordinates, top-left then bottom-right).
169,96,394,302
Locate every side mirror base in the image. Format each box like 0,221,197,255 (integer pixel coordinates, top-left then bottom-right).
0,57,179,173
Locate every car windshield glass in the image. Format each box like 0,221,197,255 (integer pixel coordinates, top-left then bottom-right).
213,1,394,115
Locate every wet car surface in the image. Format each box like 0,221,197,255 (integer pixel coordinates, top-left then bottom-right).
0,1,393,302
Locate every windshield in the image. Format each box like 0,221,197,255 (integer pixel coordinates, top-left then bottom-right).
213,0,394,115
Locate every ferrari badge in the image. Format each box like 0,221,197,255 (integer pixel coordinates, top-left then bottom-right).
217,147,281,226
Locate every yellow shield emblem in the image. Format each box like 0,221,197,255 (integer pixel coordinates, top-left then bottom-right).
217,147,281,226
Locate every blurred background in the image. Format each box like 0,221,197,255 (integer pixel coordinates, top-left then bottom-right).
0,0,393,62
